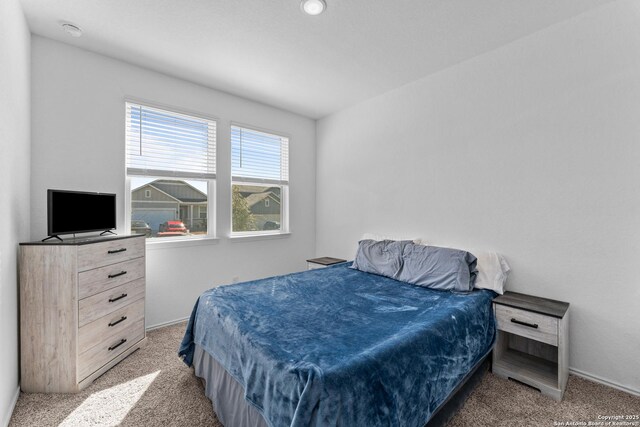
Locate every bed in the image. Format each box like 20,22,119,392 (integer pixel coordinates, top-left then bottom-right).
179,261,496,427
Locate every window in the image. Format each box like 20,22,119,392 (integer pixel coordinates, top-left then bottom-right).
231,125,289,234
126,102,216,239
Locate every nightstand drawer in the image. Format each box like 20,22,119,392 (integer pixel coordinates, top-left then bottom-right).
495,305,558,346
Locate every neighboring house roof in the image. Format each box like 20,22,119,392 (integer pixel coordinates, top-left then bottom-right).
133,179,207,203
237,185,281,208
245,192,280,208
237,185,274,194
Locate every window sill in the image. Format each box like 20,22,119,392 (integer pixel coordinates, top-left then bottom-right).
145,236,220,250
228,232,291,243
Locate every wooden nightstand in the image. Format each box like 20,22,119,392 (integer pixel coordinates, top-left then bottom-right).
306,257,346,270
492,291,570,401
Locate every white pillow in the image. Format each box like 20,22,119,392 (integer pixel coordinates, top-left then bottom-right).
361,233,424,245
469,250,510,295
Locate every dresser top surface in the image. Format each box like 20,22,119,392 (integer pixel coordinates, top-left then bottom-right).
20,234,144,246
494,291,569,318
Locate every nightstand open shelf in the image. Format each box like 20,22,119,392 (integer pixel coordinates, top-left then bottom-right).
492,291,569,401
494,341,559,390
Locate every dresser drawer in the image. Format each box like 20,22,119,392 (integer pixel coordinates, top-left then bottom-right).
79,298,145,353
78,257,145,300
77,236,145,272
79,278,145,327
495,304,558,346
78,319,145,381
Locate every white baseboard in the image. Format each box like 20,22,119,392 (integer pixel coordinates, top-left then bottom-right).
570,367,639,397
145,316,189,332
2,386,20,427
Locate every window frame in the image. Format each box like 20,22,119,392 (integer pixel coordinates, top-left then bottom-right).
229,123,290,237
124,99,218,244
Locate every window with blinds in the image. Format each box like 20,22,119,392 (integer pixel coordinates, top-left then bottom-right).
231,125,289,234
126,102,216,239
126,103,216,179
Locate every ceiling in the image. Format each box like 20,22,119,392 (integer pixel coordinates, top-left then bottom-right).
20,0,614,119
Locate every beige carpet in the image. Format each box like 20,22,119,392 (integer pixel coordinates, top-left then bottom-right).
10,322,639,426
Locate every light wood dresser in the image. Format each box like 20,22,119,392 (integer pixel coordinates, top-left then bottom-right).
19,234,146,393
492,291,570,401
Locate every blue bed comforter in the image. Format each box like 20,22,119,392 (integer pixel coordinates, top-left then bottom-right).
179,262,496,427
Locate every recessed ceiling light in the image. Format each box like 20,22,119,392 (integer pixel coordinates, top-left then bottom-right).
61,23,83,38
301,0,326,16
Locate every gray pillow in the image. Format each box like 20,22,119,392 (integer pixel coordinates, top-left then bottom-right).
398,244,478,292
351,239,411,278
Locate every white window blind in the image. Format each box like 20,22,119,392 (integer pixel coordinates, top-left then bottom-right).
126,102,216,179
231,125,289,185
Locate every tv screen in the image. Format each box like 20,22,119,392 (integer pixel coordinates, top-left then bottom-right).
48,189,116,236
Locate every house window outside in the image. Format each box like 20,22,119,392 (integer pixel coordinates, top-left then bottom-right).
231,125,288,234
126,102,216,239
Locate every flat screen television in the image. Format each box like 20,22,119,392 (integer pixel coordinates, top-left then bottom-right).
47,189,116,238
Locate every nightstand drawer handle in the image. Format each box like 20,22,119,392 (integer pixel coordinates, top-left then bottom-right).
108,248,127,254
511,318,538,329
108,339,127,351
108,293,128,303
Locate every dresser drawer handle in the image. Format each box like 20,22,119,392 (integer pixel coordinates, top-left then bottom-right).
108,271,127,279
108,248,127,254
108,339,127,351
108,316,128,327
511,318,538,329
108,293,128,303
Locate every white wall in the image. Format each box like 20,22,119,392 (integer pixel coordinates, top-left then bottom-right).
317,0,640,394
0,0,30,424
31,36,316,327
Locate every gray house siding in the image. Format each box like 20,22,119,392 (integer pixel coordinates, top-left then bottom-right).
131,179,208,234
132,185,176,202
250,196,280,215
